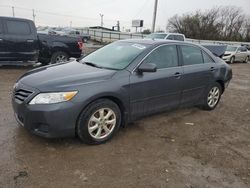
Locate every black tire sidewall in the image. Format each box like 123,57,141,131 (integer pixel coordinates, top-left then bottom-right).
77,99,121,145
203,83,222,110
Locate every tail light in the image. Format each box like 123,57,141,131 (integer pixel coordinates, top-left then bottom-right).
77,38,84,51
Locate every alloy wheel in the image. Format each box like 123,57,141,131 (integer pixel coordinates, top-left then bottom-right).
88,108,116,139
207,86,220,108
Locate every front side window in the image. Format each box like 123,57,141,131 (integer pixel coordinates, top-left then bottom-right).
166,35,174,40
144,45,178,69
181,45,203,65
6,20,31,35
81,42,149,70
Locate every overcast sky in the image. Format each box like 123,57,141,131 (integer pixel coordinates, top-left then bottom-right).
0,0,249,30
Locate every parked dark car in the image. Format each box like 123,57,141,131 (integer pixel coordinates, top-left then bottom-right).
12,39,232,144
0,16,83,65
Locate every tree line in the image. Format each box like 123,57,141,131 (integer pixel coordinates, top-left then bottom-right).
167,6,250,42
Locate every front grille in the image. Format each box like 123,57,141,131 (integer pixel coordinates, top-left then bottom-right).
14,89,33,102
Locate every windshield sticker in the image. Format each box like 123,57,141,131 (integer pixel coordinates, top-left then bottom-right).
132,44,146,50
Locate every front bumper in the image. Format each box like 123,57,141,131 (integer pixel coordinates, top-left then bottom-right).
12,83,81,138
222,55,232,62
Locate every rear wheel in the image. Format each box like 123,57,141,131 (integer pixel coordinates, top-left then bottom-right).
77,99,121,145
201,83,222,110
50,51,69,64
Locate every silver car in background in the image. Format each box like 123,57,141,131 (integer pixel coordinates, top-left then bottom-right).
223,46,249,63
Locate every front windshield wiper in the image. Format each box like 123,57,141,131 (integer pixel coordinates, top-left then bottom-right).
83,62,103,69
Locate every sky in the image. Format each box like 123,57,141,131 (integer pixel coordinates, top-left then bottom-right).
0,0,249,31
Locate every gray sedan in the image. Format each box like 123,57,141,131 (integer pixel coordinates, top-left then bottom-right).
12,39,232,144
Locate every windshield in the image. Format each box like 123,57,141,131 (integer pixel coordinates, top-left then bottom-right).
80,42,149,70
146,33,167,39
226,46,237,52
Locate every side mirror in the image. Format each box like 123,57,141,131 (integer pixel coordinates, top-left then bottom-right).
138,63,157,73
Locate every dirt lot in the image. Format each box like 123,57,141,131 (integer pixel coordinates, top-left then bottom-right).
0,62,250,188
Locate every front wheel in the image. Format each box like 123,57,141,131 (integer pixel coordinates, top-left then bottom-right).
77,99,121,145
201,83,222,111
244,56,249,63
229,56,235,64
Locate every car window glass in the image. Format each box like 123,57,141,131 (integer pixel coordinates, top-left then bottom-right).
76,31,80,35
144,45,178,69
181,45,203,65
174,35,184,41
0,21,2,33
166,35,174,40
202,51,214,63
6,20,31,35
241,47,247,52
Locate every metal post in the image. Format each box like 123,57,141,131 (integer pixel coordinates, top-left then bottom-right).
100,14,104,27
12,6,15,17
32,9,36,23
151,0,158,33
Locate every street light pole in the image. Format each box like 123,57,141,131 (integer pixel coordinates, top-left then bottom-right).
12,6,15,17
99,13,104,27
151,0,158,33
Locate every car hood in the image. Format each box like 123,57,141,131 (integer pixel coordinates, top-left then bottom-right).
19,61,117,91
224,51,233,55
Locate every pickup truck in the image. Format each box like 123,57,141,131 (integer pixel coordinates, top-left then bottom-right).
0,16,83,65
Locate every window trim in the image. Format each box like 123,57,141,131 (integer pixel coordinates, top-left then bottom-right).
202,50,215,64
132,43,180,73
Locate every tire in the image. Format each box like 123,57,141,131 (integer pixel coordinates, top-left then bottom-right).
244,56,249,63
50,51,69,64
83,38,88,43
229,56,235,64
77,99,121,145
201,83,222,111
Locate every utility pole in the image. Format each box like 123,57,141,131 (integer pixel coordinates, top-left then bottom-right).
32,9,36,23
99,14,104,27
12,6,15,17
151,0,158,33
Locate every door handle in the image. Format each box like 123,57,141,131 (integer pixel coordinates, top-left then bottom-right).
174,72,181,78
210,67,215,71
27,39,34,42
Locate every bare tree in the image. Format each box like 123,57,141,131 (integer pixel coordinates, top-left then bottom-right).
167,6,249,42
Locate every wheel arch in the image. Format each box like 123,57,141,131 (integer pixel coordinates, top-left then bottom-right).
216,80,225,93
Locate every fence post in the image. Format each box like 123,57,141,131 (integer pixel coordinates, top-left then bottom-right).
109,32,111,42
130,33,132,39
119,33,121,40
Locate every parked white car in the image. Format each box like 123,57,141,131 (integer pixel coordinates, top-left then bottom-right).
223,46,249,63
145,33,185,41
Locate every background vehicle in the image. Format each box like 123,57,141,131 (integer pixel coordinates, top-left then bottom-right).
222,45,249,63
64,29,90,43
12,39,232,144
0,16,83,65
145,32,185,41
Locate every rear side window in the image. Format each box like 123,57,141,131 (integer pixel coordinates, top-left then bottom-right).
166,35,174,40
6,20,31,35
174,35,184,41
181,45,203,65
202,52,214,63
145,45,178,69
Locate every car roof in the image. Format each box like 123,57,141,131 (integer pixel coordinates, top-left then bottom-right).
0,16,32,22
118,39,193,46
151,32,184,36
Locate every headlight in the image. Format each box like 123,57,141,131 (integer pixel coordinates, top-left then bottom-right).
29,91,78,104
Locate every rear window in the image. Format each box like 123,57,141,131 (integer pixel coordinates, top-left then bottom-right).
174,35,184,41
6,20,31,35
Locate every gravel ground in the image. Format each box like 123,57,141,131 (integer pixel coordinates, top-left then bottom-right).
0,61,249,188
